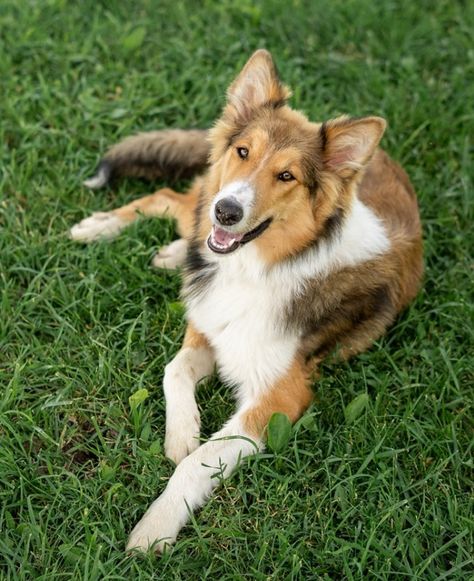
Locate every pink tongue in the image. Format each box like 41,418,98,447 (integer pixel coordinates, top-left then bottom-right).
213,226,244,247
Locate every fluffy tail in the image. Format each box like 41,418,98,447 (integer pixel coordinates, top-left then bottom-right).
83,129,210,189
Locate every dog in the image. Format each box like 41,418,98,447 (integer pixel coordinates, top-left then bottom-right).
71,50,423,553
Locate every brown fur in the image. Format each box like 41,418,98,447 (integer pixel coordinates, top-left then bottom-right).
82,49,422,437
111,178,203,238
242,357,314,438
76,50,427,553
98,129,209,184
183,54,422,369
182,322,211,350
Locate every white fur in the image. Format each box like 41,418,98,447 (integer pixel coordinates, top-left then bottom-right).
210,180,256,229
188,197,390,400
70,211,127,242
83,167,109,189
152,238,188,270
163,345,215,464
188,244,300,399
127,415,262,553
274,197,390,282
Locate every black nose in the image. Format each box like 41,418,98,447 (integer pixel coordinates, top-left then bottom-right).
215,198,244,226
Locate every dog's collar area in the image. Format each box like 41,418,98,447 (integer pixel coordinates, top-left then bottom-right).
207,218,272,254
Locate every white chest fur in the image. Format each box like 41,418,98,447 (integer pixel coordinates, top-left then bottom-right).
186,198,390,398
187,245,299,399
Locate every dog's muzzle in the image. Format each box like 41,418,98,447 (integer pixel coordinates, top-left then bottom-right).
207,217,272,255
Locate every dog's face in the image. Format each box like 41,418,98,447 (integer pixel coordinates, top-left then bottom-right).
203,50,386,264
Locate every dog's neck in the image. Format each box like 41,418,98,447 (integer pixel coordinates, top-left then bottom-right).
203,197,390,285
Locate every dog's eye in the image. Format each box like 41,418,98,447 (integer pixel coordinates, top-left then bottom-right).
278,171,295,182
236,147,249,159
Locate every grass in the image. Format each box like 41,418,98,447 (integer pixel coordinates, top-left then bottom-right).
0,0,473,578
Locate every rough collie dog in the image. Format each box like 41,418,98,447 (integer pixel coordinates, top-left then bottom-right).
71,50,423,552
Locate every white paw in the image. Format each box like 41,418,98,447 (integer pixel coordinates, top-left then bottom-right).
165,405,201,464
70,212,127,242
126,496,179,554
151,238,188,270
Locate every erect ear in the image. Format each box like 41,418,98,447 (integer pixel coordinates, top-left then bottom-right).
225,49,291,123
320,116,387,179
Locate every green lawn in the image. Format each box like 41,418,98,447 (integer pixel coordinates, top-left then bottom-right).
1,0,473,578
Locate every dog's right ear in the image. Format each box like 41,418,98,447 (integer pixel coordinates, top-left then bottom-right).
224,50,291,123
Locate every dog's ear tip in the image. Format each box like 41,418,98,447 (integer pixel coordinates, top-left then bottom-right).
366,116,387,132
250,48,273,61
243,49,276,72
224,50,286,120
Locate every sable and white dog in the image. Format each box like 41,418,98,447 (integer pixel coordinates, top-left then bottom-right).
71,50,423,552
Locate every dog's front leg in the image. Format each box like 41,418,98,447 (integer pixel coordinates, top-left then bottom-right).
127,356,313,554
127,414,262,553
163,324,215,465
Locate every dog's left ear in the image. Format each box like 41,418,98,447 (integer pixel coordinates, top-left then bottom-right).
225,49,291,122
321,116,387,179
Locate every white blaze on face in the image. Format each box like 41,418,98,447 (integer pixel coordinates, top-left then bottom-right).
210,180,256,228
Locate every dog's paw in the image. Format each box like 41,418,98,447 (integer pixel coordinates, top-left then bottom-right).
126,498,179,554
165,407,201,464
151,238,188,270
70,212,126,242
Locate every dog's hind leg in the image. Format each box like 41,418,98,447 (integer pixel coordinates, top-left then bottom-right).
111,179,201,239
70,179,201,262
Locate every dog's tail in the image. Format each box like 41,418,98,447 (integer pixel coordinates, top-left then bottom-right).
83,129,210,189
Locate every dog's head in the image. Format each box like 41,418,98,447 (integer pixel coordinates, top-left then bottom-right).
203,50,386,264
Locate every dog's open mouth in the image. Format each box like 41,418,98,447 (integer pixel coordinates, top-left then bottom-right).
207,218,272,254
